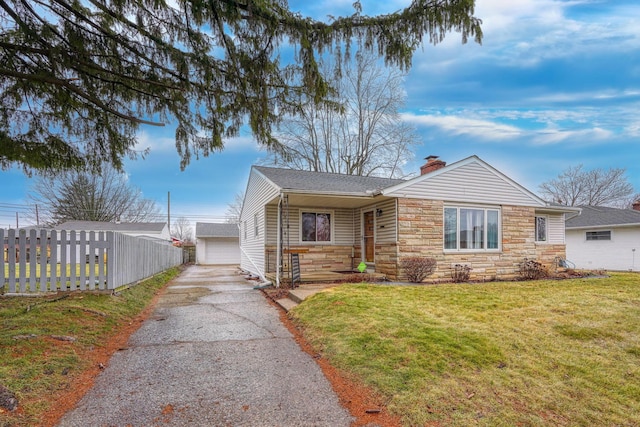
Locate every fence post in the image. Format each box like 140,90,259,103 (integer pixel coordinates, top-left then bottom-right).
0,229,4,292
50,230,58,291
39,229,48,292
106,231,114,290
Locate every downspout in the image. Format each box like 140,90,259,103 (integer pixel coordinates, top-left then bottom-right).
276,194,282,288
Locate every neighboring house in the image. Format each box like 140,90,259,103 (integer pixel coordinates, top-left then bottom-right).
55,221,171,241
239,155,579,284
565,204,640,271
195,222,240,265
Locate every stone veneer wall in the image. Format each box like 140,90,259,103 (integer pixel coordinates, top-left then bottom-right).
265,245,355,273
392,199,566,281
375,243,399,278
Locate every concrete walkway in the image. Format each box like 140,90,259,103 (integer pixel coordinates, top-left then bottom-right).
57,265,353,427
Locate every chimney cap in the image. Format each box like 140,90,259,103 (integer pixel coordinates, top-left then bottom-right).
425,155,440,161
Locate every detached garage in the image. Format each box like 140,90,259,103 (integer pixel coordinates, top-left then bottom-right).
195,222,240,265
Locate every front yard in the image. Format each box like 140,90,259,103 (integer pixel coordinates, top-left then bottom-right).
290,273,640,426
0,267,181,426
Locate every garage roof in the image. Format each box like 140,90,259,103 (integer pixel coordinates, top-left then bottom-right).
195,222,239,238
566,205,640,229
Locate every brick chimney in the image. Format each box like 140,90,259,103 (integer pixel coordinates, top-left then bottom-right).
633,200,640,211
420,155,447,175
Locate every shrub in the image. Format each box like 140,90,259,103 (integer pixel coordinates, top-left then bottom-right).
518,258,548,280
342,273,385,283
400,257,437,283
451,264,471,283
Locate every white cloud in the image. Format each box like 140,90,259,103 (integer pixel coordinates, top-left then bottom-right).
403,109,617,146
532,126,612,145
223,135,259,151
134,130,176,153
402,112,522,141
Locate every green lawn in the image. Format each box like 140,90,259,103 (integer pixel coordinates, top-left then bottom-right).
290,273,640,426
0,267,181,426
3,263,104,279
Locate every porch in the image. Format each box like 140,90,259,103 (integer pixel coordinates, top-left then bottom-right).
265,269,386,286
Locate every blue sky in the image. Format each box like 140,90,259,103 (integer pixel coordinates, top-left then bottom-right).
1,0,639,228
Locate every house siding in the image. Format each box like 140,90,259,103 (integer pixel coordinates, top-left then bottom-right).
547,213,566,244
385,161,543,207
239,169,280,277
270,206,355,245
566,227,640,271
391,199,565,281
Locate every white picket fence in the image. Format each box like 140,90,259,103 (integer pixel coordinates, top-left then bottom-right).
1,228,183,294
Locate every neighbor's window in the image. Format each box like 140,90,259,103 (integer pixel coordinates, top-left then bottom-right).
301,212,332,242
535,216,547,242
444,206,500,251
586,230,611,241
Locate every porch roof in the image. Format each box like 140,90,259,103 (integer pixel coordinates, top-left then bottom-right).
254,166,405,195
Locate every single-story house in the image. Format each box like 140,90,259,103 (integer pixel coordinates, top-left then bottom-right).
239,155,579,285
195,222,240,265
565,204,640,271
55,221,171,241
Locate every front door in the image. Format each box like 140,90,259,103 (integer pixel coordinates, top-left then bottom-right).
363,211,375,263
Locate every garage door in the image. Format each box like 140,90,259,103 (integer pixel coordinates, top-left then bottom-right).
204,237,240,264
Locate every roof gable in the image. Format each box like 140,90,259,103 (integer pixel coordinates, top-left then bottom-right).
566,205,640,229
382,156,546,207
253,165,404,195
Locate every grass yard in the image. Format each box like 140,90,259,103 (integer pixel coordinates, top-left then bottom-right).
3,263,104,279
0,267,181,427
290,272,640,426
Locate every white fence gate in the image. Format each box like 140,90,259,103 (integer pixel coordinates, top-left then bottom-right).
1,228,183,294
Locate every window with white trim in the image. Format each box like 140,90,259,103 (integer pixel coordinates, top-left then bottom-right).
586,230,611,241
254,213,259,237
301,211,332,243
444,206,500,251
535,216,547,242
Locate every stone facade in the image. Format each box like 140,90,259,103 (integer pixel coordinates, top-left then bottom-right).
265,244,354,274
390,199,566,282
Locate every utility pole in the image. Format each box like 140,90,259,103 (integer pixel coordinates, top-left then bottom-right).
15,212,18,229
35,204,39,226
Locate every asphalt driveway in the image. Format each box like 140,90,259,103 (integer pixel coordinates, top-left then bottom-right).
57,265,353,426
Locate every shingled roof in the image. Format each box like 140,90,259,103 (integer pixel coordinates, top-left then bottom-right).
253,165,405,195
566,205,640,229
195,222,239,238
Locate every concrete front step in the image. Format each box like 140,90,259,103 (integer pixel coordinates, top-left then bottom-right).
274,283,339,312
275,297,298,312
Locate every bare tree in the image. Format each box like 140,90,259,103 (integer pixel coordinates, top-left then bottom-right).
612,192,640,209
171,217,193,243
28,167,159,225
538,164,635,207
225,192,244,224
263,51,419,178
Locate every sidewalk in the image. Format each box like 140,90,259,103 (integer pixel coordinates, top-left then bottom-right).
57,265,353,426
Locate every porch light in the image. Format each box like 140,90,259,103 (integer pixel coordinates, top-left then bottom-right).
376,209,383,217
